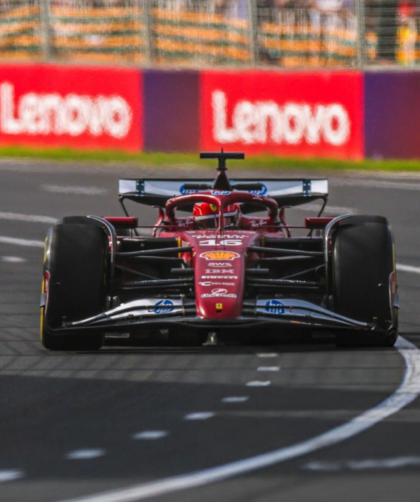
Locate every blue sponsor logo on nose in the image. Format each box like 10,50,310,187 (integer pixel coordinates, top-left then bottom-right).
265,299,285,315
154,300,174,314
180,184,199,195
211,190,231,195
249,183,267,196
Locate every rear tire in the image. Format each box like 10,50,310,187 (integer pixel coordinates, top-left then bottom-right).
41,224,107,351
332,216,398,348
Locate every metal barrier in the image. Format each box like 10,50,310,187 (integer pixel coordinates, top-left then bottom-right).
0,0,418,68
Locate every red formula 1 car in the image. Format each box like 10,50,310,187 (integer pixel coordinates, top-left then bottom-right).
40,152,398,351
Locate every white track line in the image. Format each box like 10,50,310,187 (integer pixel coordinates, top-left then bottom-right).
184,413,215,421
257,367,280,372
246,381,271,387
1,256,26,263
294,204,355,214
58,337,420,502
396,264,420,274
0,236,44,248
331,179,420,191
0,211,57,224
43,185,108,196
256,353,279,358
222,397,249,403
0,470,24,483
303,456,420,471
132,431,168,440
66,450,106,460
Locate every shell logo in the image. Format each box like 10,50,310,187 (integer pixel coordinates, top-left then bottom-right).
200,251,240,260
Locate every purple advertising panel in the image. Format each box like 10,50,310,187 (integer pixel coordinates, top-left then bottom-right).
365,72,420,159
143,70,200,152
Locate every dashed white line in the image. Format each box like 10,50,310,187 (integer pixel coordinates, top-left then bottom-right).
0,236,44,248
43,185,108,196
66,449,106,460
246,381,271,387
303,456,420,471
256,353,278,358
132,431,168,440
184,412,215,421
257,367,280,372
1,256,26,263
331,178,420,191
295,203,355,214
222,397,249,403
0,211,57,224
58,337,420,502
396,264,420,274
0,470,24,483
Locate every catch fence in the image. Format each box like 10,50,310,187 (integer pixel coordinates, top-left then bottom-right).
0,0,418,68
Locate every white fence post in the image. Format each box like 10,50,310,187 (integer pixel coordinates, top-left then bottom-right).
355,0,366,68
39,0,51,61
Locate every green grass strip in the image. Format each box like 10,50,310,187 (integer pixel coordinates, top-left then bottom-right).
1,145,420,173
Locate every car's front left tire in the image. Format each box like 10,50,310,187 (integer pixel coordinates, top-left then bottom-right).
41,224,107,351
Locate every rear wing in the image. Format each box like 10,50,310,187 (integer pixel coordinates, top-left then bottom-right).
119,178,328,209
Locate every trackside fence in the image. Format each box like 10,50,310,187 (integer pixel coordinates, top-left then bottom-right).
0,0,419,69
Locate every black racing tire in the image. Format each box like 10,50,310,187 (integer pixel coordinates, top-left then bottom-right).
332,216,398,348
41,224,107,351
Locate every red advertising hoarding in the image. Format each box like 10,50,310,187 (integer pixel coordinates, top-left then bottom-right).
200,71,364,159
0,64,142,152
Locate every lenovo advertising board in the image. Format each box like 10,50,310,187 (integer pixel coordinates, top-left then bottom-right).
200,71,364,159
0,65,142,151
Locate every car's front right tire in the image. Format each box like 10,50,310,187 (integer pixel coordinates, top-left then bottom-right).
332,216,398,348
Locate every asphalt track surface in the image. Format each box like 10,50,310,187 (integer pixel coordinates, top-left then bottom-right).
1,159,420,502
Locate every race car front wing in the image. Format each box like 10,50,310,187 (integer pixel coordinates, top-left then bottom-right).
40,296,378,335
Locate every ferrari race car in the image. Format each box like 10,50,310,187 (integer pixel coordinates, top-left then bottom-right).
40,152,398,351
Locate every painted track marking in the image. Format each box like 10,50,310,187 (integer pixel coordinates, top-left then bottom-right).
66,450,106,460
0,211,57,224
246,381,271,387
331,178,420,191
303,456,420,471
43,185,108,196
256,353,278,358
0,236,44,248
132,431,168,440
396,264,420,274
257,366,280,372
0,470,24,483
295,204,355,214
184,413,215,421
222,397,249,403
1,256,26,263
58,338,420,502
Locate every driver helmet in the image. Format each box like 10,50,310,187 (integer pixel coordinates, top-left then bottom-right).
193,203,238,229
193,202,218,229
